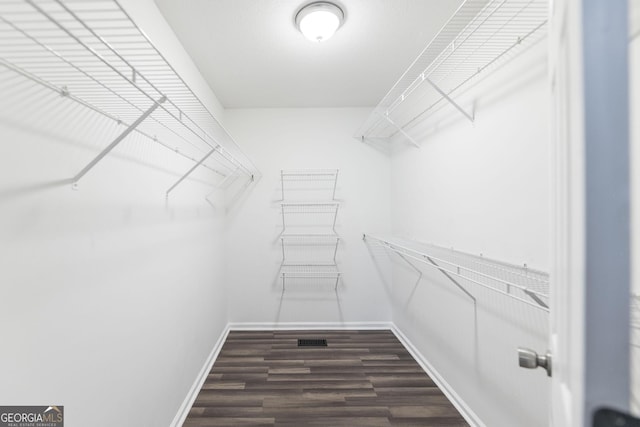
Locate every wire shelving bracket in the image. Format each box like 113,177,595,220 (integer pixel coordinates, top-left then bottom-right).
0,0,260,193
166,147,218,198
74,96,167,185
364,234,550,311
355,0,548,148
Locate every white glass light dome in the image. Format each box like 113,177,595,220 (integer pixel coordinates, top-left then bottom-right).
295,2,344,43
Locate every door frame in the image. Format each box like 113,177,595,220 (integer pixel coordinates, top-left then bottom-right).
549,0,631,425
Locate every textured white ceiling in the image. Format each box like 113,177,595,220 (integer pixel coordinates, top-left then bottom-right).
154,0,463,108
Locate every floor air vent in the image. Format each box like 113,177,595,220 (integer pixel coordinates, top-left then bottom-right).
298,338,327,347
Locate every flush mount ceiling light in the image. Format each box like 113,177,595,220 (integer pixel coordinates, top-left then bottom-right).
295,2,344,43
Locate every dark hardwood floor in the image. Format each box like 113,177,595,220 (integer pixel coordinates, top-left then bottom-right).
184,330,469,426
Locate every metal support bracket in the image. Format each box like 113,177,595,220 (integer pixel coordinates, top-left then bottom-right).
395,252,423,280
425,255,476,303
72,96,166,185
166,147,218,198
425,77,474,123
524,289,549,309
377,112,420,148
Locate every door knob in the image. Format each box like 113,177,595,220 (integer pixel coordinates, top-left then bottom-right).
518,347,552,377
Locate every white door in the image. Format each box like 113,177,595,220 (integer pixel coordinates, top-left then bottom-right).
547,0,631,426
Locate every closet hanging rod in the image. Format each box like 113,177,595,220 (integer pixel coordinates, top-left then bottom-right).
364,234,549,311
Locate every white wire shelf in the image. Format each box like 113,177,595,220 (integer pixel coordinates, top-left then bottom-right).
281,234,340,267
281,202,340,211
364,234,550,311
280,202,340,235
281,169,339,201
280,232,339,238
280,265,341,291
356,0,548,148
280,234,340,242
281,169,339,179
0,0,259,194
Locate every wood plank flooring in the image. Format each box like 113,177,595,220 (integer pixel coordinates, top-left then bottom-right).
184,330,469,427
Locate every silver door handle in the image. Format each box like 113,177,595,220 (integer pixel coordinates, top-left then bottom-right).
518,347,552,377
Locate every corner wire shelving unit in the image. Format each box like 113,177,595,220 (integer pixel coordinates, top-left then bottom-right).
355,0,548,149
0,0,259,196
363,234,549,311
279,170,341,291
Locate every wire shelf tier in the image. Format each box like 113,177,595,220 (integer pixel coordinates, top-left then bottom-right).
280,232,339,238
356,0,548,147
281,202,340,213
0,0,259,191
280,234,340,243
280,202,339,235
281,234,340,267
281,169,339,201
280,265,341,291
281,169,339,179
364,234,549,311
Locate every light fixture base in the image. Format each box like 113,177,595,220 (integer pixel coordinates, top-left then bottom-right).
295,1,345,43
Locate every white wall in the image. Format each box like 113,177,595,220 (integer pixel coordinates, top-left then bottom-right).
387,40,551,427
222,108,392,325
0,1,230,425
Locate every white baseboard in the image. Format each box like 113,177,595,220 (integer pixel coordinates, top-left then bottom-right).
227,321,393,331
390,324,486,427
170,324,231,427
